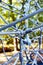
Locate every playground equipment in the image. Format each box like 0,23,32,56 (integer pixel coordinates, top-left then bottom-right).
0,0,43,65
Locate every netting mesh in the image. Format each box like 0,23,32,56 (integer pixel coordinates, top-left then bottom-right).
0,0,43,65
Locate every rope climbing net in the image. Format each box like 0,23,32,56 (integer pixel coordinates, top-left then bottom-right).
0,0,43,65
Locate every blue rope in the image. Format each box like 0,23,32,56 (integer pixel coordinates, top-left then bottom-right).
0,8,43,31
26,61,43,65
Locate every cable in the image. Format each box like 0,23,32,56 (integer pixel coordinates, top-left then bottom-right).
0,8,43,31
0,5,24,16
0,15,9,24
1,1,23,12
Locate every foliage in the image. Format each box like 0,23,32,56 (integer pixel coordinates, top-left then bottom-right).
6,38,14,45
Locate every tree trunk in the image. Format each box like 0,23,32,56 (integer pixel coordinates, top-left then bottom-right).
15,38,20,51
